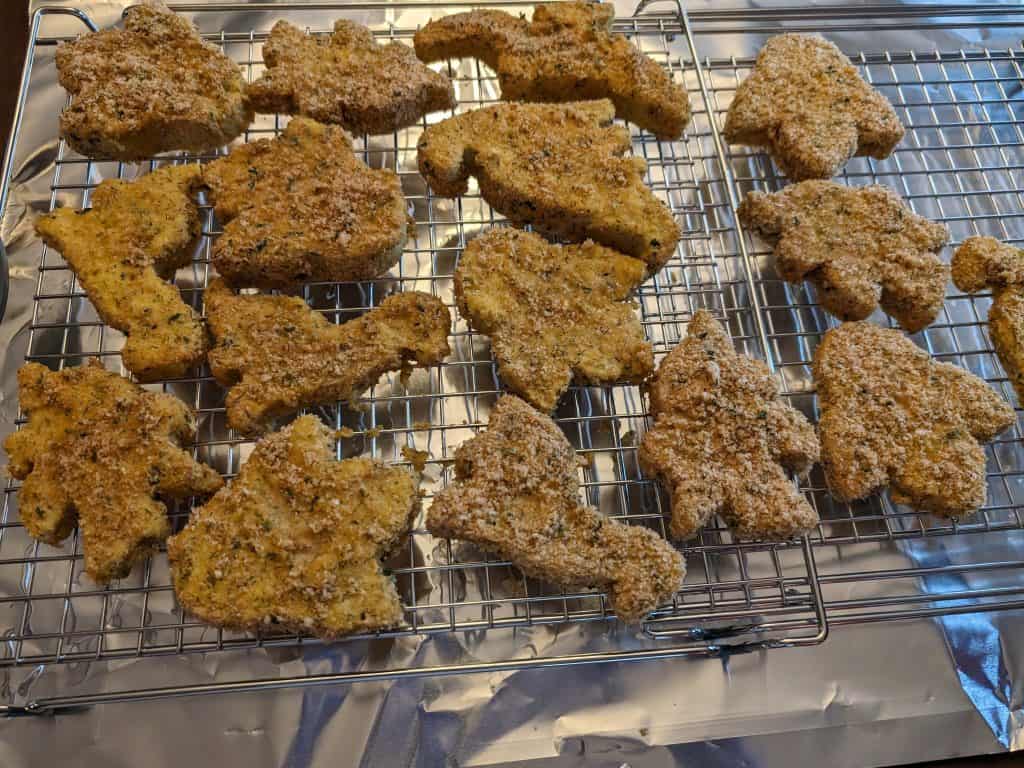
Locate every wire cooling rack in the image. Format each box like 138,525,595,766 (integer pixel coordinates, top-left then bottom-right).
2,0,1024,710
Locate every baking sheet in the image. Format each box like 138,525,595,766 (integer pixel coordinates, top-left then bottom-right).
0,1,1022,765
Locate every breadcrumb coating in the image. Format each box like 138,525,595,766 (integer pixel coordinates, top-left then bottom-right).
428,395,684,622
56,0,251,159
246,19,455,135
417,100,679,271
205,279,451,435
813,321,1015,516
4,361,222,583
638,310,819,540
34,164,208,382
168,415,418,638
414,2,690,139
724,34,904,180
739,180,949,332
204,118,408,288
455,228,652,412
952,236,1024,404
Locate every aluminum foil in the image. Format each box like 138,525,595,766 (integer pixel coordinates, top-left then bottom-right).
1,1,1023,765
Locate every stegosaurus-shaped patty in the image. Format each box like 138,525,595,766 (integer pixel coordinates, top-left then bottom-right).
246,19,454,135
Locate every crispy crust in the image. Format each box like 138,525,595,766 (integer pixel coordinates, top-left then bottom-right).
417,100,679,271
952,236,1024,404
638,310,819,540
204,118,408,288
246,19,455,134
34,165,208,381
724,34,904,180
428,395,684,622
4,361,222,583
739,181,949,332
205,279,451,435
56,0,251,159
168,416,418,638
813,321,1015,516
414,2,690,139
455,228,652,412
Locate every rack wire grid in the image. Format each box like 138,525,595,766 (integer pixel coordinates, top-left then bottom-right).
0,2,828,679
1,0,1023,703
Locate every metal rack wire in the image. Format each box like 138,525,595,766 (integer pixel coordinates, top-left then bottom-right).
1,0,1024,711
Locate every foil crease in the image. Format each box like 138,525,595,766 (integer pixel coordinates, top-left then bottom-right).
0,1,1021,765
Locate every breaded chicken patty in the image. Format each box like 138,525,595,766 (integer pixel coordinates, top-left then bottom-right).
56,0,251,159
952,236,1024,404
247,19,455,134
428,395,684,622
739,180,949,332
417,100,679,271
813,321,1014,516
35,164,208,381
5,361,222,583
168,415,418,638
414,2,690,139
724,34,903,180
455,227,652,411
638,310,819,540
204,118,409,288
205,279,451,435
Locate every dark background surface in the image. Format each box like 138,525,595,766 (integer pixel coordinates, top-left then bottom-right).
0,4,1021,767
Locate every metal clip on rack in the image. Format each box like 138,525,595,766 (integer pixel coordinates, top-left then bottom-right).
0,0,1022,715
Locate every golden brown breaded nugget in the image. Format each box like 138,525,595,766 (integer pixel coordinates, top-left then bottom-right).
35,165,208,382
724,34,904,180
813,322,1015,516
246,20,454,134
204,118,408,288
56,0,251,160
952,236,1024,404
739,181,949,332
638,310,819,540
455,228,652,411
417,100,679,271
414,2,690,139
206,279,450,435
4,361,222,583
168,415,418,638
428,395,684,622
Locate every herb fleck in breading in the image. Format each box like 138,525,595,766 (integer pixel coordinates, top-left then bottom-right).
168,416,418,638
56,0,251,159
206,279,451,435
455,228,652,411
35,165,208,381
417,100,679,271
428,395,684,622
414,2,690,139
639,310,819,540
4,361,222,583
724,34,904,180
813,321,1015,516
